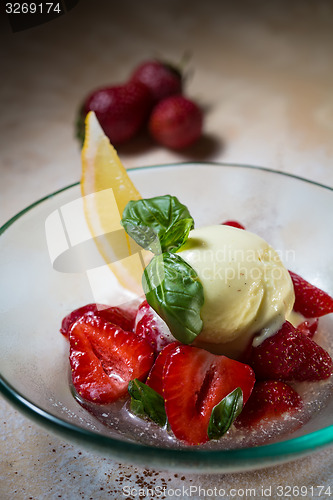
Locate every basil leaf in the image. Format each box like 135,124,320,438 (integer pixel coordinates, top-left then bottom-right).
128,379,167,427
121,195,194,253
207,387,243,440
143,252,204,344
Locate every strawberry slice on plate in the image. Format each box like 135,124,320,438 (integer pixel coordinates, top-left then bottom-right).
235,381,302,428
61,303,136,338
146,341,180,395
289,271,333,318
134,300,175,354
69,314,154,404
297,317,319,338
248,321,333,381
162,345,255,445
221,220,245,230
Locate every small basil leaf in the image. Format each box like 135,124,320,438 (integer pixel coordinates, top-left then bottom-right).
130,397,145,418
128,379,167,427
143,252,204,344
121,195,194,253
207,387,243,440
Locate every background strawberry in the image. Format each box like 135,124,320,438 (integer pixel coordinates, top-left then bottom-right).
77,81,152,145
69,314,154,404
248,321,333,381
130,59,182,104
148,95,203,149
235,381,302,428
162,345,255,445
289,271,333,318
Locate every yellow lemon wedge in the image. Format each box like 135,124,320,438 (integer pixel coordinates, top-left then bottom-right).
81,111,148,297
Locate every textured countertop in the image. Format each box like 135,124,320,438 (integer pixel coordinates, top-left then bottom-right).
1,1,333,498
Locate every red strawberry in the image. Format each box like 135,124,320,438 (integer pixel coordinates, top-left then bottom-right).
130,59,182,104
149,95,203,149
235,381,302,428
79,81,152,145
289,271,333,318
222,220,245,230
146,342,180,395
61,303,136,338
248,321,333,381
69,314,154,404
134,300,174,354
162,345,255,445
297,317,319,338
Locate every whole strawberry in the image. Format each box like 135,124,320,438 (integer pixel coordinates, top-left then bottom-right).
130,59,182,104
248,321,333,382
77,81,152,145
149,95,203,149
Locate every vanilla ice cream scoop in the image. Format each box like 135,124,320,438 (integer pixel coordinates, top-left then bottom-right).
177,225,295,357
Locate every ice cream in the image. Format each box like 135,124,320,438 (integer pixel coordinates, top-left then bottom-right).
177,225,295,358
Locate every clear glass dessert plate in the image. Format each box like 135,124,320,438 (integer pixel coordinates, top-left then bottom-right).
1,162,332,473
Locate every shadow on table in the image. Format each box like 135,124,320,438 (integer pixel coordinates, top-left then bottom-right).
117,131,223,162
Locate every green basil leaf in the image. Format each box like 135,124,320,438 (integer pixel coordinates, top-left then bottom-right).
207,387,243,440
143,252,204,344
121,195,194,253
129,397,145,418
128,379,167,427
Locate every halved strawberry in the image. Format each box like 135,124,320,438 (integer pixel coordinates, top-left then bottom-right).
162,345,255,445
297,317,319,338
222,220,245,230
248,321,333,381
235,381,302,428
69,314,154,404
146,342,180,395
61,303,136,338
134,300,174,354
289,271,333,318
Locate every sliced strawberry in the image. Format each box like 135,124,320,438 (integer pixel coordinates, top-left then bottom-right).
289,271,333,318
297,317,319,338
134,300,174,354
61,303,136,338
162,345,255,445
235,381,302,428
146,342,180,395
69,314,154,404
248,321,333,382
222,220,245,230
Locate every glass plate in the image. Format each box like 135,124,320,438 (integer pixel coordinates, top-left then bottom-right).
1,162,332,473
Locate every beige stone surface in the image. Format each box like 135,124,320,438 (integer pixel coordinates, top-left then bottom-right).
1,0,333,498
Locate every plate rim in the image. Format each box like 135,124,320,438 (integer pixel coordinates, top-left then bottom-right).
1,161,332,237
1,161,332,469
